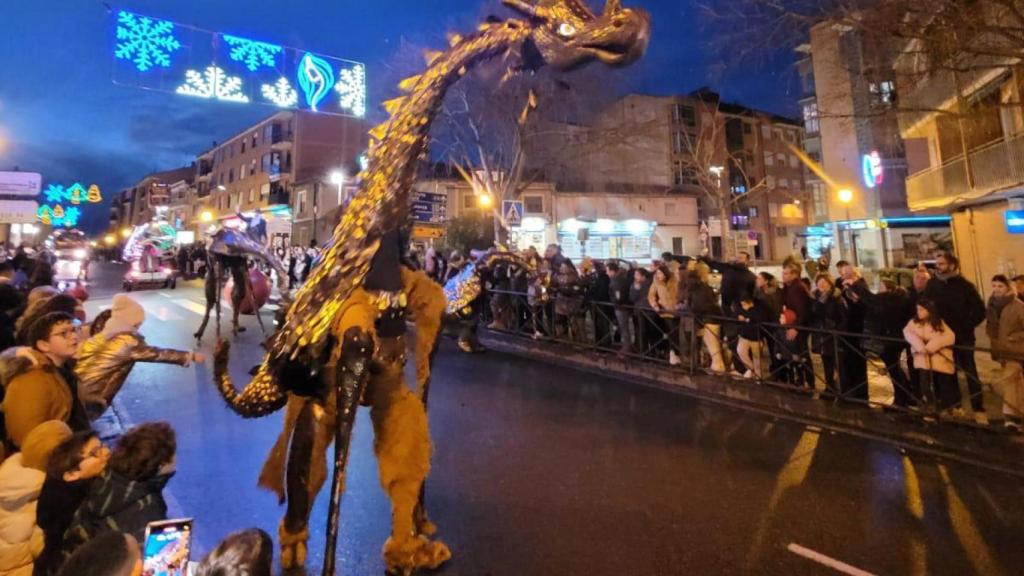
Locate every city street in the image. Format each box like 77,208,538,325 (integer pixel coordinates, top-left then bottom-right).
82,262,1024,575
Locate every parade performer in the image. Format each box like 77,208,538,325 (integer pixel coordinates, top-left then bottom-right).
75,294,204,418
210,1,649,574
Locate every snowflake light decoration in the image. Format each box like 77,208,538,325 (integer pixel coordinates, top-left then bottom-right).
262,78,299,108
176,66,250,103
114,11,181,72
222,34,283,72
335,64,367,118
63,206,81,228
297,53,335,112
43,184,66,204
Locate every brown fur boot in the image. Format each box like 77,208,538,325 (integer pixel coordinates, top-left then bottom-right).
382,535,451,574
278,521,308,570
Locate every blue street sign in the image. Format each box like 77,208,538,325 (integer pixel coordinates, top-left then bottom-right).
1006,210,1024,234
502,200,523,227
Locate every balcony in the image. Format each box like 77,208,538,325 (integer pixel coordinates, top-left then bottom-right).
907,134,1024,210
269,125,293,151
268,183,290,206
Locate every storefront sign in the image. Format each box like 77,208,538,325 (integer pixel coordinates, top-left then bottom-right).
0,172,42,197
1006,210,1024,234
862,150,884,189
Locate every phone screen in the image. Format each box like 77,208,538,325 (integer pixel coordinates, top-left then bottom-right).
142,518,193,576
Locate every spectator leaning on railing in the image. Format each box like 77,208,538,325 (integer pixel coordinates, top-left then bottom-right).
649,265,680,365
811,274,845,397
607,262,633,354
781,262,813,388
854,278,916,407
684,270,725,373
986,274,1024,432
836,261,869,402
904,298,958,413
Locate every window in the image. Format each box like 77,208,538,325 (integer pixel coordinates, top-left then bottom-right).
297,190,307,215
672,104,696,127
870,81,895,107
812,182,828,218
252,132,259,148
672,130,687,154
673,161,699,186
769,202,779,218
263,124,275,143
802,101,819,134
241,141,246,154
261,183,270,197
462,192,479,210
763,151,774,166
240,165,247,180
789,155,799,168
761,125,771,139
249,188,257,203
779,178,789,189
766,175,776,188
776,152,786,165
228,168,234,183
749,207,759,218
774,129,783,141
524,195,543,213
743,123,751,134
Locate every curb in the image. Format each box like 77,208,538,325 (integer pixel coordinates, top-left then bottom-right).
480,331,1024,478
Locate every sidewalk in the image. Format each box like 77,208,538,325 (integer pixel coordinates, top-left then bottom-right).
480,331,1024,477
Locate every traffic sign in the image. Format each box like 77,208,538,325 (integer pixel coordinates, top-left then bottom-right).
0,200,39,224
0,172,42,197
411,190,447,224
502,200,523,227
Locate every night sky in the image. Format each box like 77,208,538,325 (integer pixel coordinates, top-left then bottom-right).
0,0,797,234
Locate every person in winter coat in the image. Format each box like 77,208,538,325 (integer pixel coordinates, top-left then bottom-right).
629,268,654,352
35,431,110,576
607,262,633,353
734,292,768,378
648,265,680,364
904,298,959,412
755,272,784,378
552,261,585,341
811,275,844,396
853,279,916,407
685,270,726,372
3,313,89,450
925,252,987,418
781,262,814,388
587,262,614,349
74,294,202,418
62,422,176,559
701,252,757,373
986,275,1024,431
836,261,868,402
0,421,71,576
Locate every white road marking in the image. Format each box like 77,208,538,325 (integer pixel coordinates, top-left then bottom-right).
787,543,876,576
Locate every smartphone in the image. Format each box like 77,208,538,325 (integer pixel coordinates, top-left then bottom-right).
142,518,194,576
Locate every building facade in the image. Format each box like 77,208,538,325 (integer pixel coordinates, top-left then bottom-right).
800,22,952,269
188,110,368,245
898,42,1024,292
111,166,195,231
528,91,809,261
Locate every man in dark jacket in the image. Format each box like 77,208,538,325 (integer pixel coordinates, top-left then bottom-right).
853,278,916,406
837,261,869,402
702,252,757,372
586,262,614,349
925,252,987,416
781,262,813,387
607,262,633,353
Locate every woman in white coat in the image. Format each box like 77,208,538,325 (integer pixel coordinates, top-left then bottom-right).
904,298,959,414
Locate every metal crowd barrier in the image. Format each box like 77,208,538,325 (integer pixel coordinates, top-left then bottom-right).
479,289,1024,428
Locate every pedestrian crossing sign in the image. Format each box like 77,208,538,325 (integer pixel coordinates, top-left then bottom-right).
502,200,523,227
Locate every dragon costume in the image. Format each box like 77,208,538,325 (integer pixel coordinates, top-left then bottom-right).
211,1,649,574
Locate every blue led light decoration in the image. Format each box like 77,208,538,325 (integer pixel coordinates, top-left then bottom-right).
335,64,367,117
177,66,250,103
114,11,181,72
298,53,335,112
222,35,283,72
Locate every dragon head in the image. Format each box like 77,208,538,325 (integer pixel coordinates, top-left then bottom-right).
504,0,650,70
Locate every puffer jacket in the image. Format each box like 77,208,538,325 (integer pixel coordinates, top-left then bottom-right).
2,350,87,450
74,326,192,417
648,279,678,318
62,470,170,558
0,454,44,576
903,319,956,374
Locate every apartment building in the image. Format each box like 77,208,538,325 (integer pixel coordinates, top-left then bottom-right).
897,27,1024,290
111,166,195,230
799,22,951,269
189,110,368,244
529,91,808,261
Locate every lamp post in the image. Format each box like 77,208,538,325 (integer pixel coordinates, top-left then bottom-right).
837,188,855,265
329,171,345,206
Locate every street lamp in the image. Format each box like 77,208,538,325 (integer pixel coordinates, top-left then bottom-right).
120,227,131,239
200,210,214,223
837,188,856,264
478,193,493,208
104,234,116,246
329,171,345,206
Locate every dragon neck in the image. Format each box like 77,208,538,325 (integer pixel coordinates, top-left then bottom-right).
360,21,531,224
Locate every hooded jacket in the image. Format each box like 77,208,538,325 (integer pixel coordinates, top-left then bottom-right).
1,351,88,449
0,454,45,576
62,469,170,557
74,323,192,417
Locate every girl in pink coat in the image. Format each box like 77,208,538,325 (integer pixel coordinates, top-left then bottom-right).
904,298,958,413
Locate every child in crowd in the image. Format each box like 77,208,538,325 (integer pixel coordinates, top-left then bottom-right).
56,531,141,576
62,422,176,558
35,431,111,576
75,294,203,418
734,292,767,378
0,421,71,576
195,528,273,576
904,298,958,413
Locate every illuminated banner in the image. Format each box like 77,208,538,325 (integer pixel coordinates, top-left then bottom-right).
38,183,103,228
111,10,366,118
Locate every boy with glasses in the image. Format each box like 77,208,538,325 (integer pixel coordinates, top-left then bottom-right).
3,312,90,450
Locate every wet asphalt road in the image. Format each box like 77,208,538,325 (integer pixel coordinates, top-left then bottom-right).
82,262,1024,575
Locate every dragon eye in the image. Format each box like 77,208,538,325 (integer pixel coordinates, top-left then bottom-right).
557,22,577,37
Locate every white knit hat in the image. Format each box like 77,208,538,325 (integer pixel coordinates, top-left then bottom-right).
110,293,145,328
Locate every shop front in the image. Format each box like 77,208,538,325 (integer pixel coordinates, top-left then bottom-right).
510,216,550,252
556,218,656,262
